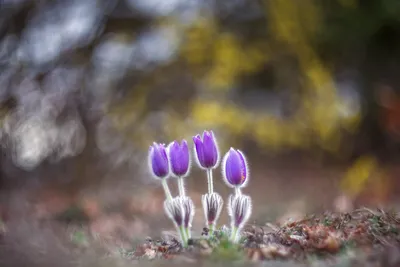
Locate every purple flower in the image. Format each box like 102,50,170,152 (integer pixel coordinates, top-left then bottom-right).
148,142,170,179
228,194,252,228
222,148,249,188
168,140,190,177
193,130,219,169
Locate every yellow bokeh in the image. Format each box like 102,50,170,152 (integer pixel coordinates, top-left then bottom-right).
341,156,378,197
337,0,358,8
105,0,364,161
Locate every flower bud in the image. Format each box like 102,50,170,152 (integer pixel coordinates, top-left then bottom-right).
167,140,191,177
228,194,252,229
181,196,195,229
164,197,184,227
222,148,249,188
202,193,223,227
193,130,219,169
148,142,170,179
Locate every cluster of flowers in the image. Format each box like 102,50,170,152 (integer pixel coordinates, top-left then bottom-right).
148,130,252,247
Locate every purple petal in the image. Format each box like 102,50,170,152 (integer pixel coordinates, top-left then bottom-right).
209,131,219,165
169,140,190,177
168,141,180,172
181,140,190,172
237,150,247,184
224,148,244,186
150,143,169,178
193,135,205,168
159,143,168,162
202,130,218,168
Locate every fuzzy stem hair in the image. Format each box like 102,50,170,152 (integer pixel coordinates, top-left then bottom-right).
162,180,173,201
178,177,186,197
206,169,214,194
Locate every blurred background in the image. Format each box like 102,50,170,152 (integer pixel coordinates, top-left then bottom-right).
1,0,400,265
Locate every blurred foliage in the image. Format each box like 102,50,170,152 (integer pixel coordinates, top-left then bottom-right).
98,0,400,198
108,0,400,201
0,0,400,196
210,238,246,262
108,0,395,154
208,229,247,262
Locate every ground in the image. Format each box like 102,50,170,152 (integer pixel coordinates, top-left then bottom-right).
1,160,400,267
132,208,400,267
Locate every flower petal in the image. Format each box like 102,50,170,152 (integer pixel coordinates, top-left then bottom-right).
224,148,243,186
202,130,218,168
181,196,195,228
193,134,205,168
202,193,223,225
180,140,190,174
149,142,169,178
159,143,168,162
168,140,190,177
237,150,248,185
164,198,184,227
228,194,252,228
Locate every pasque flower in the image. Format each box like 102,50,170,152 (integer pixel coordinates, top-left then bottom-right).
193,130,220,195
193,130,219,170
168,140,191,177
164,198,184,227
148,130,253,245
168,139,195,243
202,193,223,235
148,142,173,201
168,139,191,197
164,197,187,246
222,148,249,194
181,196,195,239
148,142,170,179
193,130,222,237
228,194,252,243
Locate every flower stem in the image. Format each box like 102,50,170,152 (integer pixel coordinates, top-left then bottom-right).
162,179,173,201
208,223,215,236
206,169,213,194
178,226,188,247
234,187,242,196
185,226,190,240
178,177,185,197
230,226,239,243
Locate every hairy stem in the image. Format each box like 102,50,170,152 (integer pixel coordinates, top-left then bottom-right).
208,223,215,236
206,169,213,194
234,187,242,196
162,180,173,201
178,177,185,197
230,226,239,243
178,226,188,247
185,227,190,240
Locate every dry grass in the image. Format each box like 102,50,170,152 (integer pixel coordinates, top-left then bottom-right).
133,208,400,267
